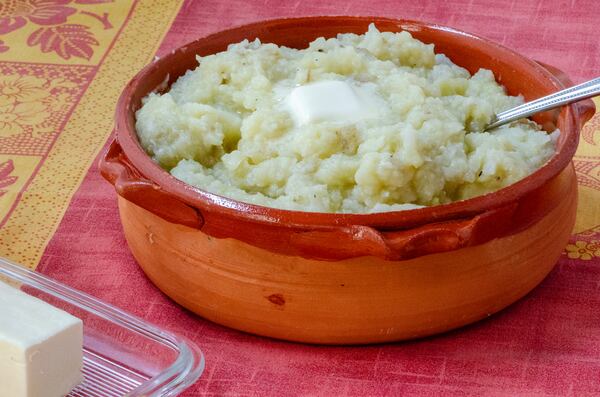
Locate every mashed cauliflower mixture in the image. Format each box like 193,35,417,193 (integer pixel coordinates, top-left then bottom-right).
136,24,556,213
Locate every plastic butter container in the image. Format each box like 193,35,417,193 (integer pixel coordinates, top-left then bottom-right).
0,257,204,397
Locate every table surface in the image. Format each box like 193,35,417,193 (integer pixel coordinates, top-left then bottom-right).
1,0,600,396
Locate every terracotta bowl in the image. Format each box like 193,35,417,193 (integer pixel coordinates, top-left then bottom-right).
101,17,595,344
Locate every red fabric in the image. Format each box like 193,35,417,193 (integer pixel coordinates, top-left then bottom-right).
38,1,600,395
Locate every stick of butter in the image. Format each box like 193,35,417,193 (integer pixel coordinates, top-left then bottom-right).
0,281,83,397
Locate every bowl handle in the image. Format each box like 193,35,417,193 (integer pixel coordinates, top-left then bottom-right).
379,203,518,259
99,139,203,229
537,61,596,126
288,203,518,260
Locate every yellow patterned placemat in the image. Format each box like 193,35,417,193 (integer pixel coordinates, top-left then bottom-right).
0,0,184,268
573,98,600,235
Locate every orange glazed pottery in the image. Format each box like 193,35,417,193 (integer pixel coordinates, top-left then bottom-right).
101,17,595,344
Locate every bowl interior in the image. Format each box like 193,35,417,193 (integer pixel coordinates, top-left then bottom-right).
115,17,577,229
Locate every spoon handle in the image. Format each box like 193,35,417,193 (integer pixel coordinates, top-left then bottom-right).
485,76,600,131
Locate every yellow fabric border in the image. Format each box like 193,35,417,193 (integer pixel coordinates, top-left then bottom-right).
0,0,184,269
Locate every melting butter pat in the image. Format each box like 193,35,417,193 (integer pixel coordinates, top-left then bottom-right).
0,281,83,397
286,80,383,126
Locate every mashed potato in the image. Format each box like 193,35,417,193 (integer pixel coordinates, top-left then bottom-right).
136,24,556,213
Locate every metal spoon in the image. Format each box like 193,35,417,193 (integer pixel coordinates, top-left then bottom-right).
484,77,600,131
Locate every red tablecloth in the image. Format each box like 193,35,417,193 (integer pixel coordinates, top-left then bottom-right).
38,1,600,395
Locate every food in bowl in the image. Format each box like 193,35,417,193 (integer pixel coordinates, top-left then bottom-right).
135,24,556,213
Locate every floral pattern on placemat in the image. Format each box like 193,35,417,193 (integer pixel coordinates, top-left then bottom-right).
573,98,600,192
0,0,131,65
574,156,600,191
581,104,599,146
0,0,77,35
563,225,600,262
0,0,184,267
0,160,18,198
0,63,94,150
565,240,600,261
0,62,93,226
27,23,100,60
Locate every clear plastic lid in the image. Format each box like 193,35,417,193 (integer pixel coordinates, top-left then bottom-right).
0,257,204,397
